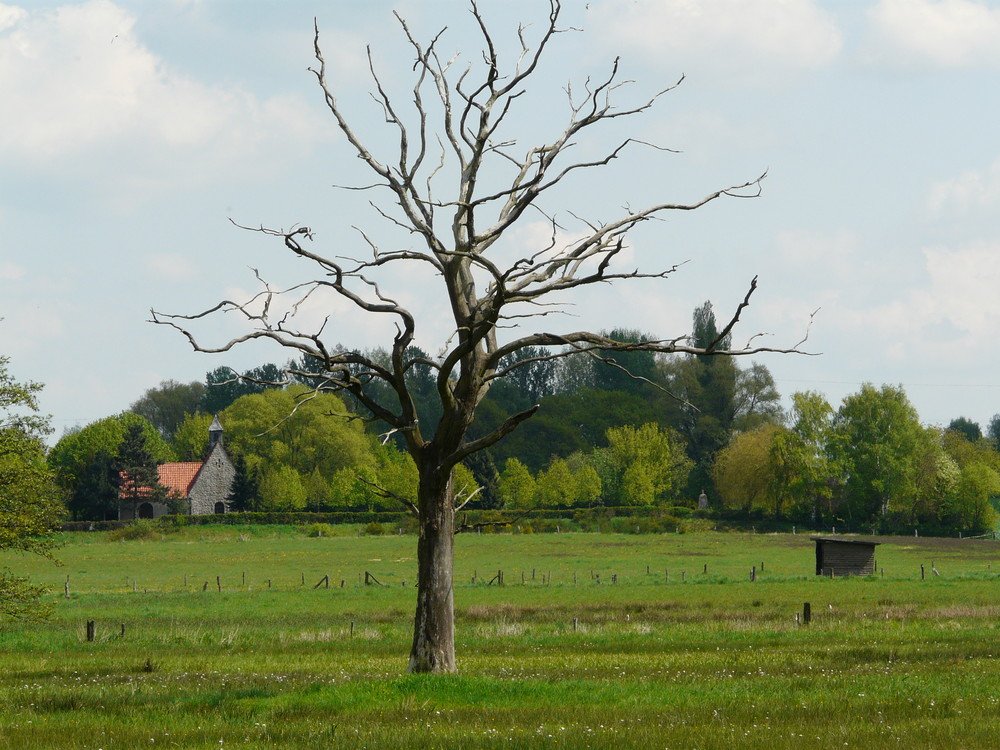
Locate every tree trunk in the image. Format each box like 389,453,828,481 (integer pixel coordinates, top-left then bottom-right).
408,464,456,673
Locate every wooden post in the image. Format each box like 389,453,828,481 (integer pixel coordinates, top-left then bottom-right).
574,571,577,585
350,621,354,637
242,571,246,587
573,618,578,632
301,572,305,586
202,581,208,591
921,564,925,580
86,620,95,642
760,561,764,572
267,579,272,589
665,569,669,584
132,581,137,593
681,570,685,583
803,602,811,625
750,566,756,582
64,581,69,599
216,576,221,592
703,564,707,574
184,574,188,587
120,623,126,637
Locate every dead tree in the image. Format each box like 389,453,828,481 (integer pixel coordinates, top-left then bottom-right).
151,1,806,674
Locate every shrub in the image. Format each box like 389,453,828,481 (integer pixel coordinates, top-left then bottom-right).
107,519,161,542
306,523,334,538
365,522,385,536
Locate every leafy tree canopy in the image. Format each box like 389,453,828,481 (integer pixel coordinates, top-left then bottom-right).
49,412,174,519
947,416,982,444
0,354,64,619
129,379,206,441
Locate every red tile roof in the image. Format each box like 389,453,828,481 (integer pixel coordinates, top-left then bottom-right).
157,463,202,497
119,462,202,499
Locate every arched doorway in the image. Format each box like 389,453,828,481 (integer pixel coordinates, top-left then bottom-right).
137,503,154,519
214,501,226,514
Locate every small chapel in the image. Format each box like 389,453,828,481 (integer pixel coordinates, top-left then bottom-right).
119,416,236,520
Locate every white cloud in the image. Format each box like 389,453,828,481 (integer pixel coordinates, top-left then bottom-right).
0,4,25,32
856,242,1000,356
0,260,25,280
927,156,1000,214
865,0,1000,68
146,253,196,282
0,1,327,183
588,0,842,81
774,228,861,278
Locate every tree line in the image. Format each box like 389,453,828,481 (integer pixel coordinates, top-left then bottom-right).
45,302,1000,533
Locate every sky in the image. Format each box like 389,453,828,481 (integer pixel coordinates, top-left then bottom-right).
3,0,1000,441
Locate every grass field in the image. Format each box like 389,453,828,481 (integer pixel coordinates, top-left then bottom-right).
1,526,999,748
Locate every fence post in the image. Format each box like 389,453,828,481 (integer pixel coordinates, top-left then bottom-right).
86,620,95,642
803,602,811,625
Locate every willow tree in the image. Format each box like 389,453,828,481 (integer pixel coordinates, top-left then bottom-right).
152,1,801,673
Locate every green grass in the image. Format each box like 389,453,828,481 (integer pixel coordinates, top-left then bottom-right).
1,528,999,747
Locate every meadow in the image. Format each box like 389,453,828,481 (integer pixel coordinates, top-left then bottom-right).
0,526,999,748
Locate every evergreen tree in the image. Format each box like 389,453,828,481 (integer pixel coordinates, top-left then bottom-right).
463,449,501,509
227,453,260,512
663,302,739,499
68,450,119,521
115,423,168,515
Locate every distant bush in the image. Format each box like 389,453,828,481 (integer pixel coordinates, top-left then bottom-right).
364,522,385,536
107,519,161,541
306,523,334,538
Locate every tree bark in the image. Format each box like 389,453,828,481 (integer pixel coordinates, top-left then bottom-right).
408,460,456,673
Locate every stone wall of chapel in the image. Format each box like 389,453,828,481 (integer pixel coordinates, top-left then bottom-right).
188,443,236,515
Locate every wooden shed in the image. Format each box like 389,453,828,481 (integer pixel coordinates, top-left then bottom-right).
811,537,880,576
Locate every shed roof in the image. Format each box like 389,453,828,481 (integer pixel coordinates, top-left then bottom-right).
810,536,880,547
